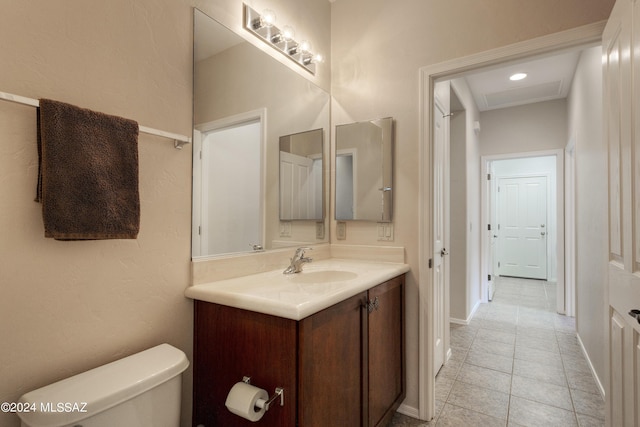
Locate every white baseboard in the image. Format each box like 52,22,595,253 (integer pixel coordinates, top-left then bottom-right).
450,299,481,325
576,333,606,399
449,317,469,325
397,403,420,419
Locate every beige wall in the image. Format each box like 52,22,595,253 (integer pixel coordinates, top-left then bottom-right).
0,0,329,426
479,99,569,156
331,0,614,413
567,46,606,388
449,78,482,322
450,104,468,321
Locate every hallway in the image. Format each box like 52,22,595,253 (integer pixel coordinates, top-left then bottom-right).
391,276,604,426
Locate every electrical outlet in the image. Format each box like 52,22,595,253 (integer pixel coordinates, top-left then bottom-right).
316,222,325,239
336,221,347,240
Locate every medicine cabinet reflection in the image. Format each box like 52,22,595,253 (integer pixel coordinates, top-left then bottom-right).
335,117,394,222
279,129,324,220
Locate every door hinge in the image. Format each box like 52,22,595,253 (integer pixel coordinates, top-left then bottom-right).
198,225,202,235
199,150,202,160
487,173,491,180
498,224,501,230
498,261,501,268
488,224,491,231
488,274,492,281
498,186,501,192
428,258,433,268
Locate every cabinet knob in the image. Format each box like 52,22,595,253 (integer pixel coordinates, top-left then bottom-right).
366,296,380,313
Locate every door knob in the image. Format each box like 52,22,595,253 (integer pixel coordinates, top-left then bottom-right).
541,232,546,236
629,309,640,324
440,248,449,257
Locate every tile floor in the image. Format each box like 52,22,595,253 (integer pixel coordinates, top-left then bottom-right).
390,276,605,426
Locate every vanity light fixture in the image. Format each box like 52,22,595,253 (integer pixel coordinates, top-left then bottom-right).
509,72,528,81
244,4,321,75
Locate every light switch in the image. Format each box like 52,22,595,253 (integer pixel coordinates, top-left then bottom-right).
336,221,347,240
280,221,292,237
377,222,394,241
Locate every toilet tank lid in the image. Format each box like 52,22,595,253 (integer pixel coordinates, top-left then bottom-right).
17,343,189,427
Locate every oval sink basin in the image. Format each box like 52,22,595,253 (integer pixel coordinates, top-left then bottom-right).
289,270,358,284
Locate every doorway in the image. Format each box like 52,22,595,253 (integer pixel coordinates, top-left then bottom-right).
417,24,603,421
482,153,563,311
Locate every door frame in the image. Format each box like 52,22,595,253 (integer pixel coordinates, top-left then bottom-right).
336,148,359,220
481,151,563,308
564,134,577,317
417,22,604,421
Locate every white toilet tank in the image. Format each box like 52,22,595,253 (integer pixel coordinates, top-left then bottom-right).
17,343,189,427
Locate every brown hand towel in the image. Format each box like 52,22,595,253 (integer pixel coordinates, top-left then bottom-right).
36,99,140,240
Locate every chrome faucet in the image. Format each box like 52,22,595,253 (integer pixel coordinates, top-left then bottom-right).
283,247,313,274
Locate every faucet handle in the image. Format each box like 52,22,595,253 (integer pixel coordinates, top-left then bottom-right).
296,246,313,256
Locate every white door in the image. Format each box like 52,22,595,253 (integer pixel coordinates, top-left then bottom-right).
603,0,640,424
497,176,547,280
280,151,315,220
433,82,450,375
201,120,262,255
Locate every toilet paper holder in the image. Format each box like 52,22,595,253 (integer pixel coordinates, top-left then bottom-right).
242,376,284,410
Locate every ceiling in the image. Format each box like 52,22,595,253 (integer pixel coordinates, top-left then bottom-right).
463,50,582,112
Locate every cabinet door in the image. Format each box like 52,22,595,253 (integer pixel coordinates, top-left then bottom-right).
193,301,298,427
298,291,366,426
367,276,405,427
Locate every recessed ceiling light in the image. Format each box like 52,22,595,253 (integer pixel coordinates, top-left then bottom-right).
510,72,528,81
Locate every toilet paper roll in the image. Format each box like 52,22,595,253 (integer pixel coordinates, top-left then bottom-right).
225,382,269,422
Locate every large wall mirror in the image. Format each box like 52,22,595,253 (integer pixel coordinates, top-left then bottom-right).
335,117,394,222
192,9,329,258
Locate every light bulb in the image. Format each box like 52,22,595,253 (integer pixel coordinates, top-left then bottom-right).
313,53,324,64
261,9,276,27
509,72,527,81
282,25,295,41
299,40,312,54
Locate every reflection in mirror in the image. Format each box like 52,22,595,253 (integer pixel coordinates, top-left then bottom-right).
279,129,324,220
192,9,330,258
335,117,394,222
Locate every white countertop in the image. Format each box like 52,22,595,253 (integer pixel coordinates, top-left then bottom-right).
184,258,410,320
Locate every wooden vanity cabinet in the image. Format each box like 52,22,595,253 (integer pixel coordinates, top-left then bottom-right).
366,276,405,427
193,302,298,427
192,274,405,427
